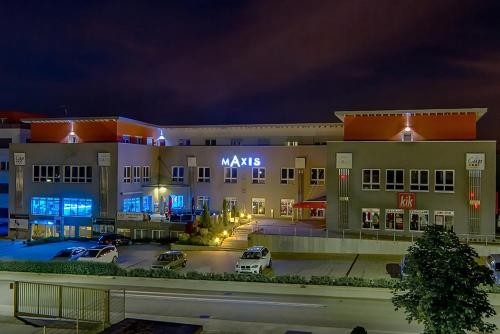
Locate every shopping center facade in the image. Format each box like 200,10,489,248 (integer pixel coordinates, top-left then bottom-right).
7,108,497,240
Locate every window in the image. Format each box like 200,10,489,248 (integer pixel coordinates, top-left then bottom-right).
280,199,294,217
386,169,404,190
434,210,454,232
63,198,92,217
123,197,141,212
122,135,130,143
410,170,429,191
225,197,237,212
170,195,184,209
252,198,265,215
142,166,150,182
178,139,191,146
362,208,380,229
79,226,92,238
385,209,404,230
63,166,92,183
362,169,380,190
409,210,429,231
123,166,131,183
205,139,216,146
143,196,152,212
117,228,131,237
252,167,266,184
310,208,325,218
310,168,325,185
136,137,143,145
198,167,210,183
197,196,210,209
224,167,237,183
68,135,77,143
133,166,141,183
286,141,299,146
146,137,153,145
280,168,294,184
31,197,60,215
152,230,164,240
33,165,61,183
64,225,75,238
435,170,454,192
230,138,242,146
134,229,147,239
172,166,184,182
0,161,8,171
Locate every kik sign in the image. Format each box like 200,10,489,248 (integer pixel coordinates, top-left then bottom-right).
398,192,416,210
221,155,261,168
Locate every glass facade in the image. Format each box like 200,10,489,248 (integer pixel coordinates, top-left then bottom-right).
31,197,61,216
143,196,152,212
171,195,184,209
63,198,92,217
123,197,141,212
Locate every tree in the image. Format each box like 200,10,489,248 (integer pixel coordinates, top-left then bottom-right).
200,203,211,229
392,225,496,334
222,198,228,225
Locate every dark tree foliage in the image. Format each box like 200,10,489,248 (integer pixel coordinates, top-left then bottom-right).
392,225,496,334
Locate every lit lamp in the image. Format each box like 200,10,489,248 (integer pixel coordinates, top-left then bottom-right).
214,237,220,244
247,214,252,219
223,230,228,236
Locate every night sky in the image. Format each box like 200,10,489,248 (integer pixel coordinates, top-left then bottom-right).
1,0,500,140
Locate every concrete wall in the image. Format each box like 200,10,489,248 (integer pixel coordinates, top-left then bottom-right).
159,145,327,216
326,141,497,236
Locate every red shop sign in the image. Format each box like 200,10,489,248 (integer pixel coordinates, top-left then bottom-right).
398,192,416,210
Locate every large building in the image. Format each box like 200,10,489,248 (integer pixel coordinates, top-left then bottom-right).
7,108,497,241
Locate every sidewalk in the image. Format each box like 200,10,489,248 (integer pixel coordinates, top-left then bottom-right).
0,316,39,334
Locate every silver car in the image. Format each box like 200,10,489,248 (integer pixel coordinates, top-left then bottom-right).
151,251,187,270
486,254,500,284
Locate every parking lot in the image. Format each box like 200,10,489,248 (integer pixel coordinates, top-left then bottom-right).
0,239,406,278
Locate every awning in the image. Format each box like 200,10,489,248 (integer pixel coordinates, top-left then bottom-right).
292,201,326,209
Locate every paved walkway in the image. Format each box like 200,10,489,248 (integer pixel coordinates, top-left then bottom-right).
220,221,257,250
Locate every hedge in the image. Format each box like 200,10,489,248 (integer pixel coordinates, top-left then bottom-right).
0,260,498,292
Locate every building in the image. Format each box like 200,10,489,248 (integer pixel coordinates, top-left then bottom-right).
326,108,496,239
7,108,496,240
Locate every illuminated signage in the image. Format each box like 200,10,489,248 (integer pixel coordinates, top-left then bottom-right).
398,192,416,210
221,155,261,167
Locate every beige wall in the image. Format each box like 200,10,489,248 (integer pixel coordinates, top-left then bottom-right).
326,141,497,236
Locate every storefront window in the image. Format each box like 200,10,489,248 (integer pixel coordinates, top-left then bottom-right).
197,196,210,210
362,208,380,229
252,198,265,215
409,210,429,231
280,199,294,217
31,197,60,216
171,195,184,209
64,225,75,237
117,228,131,237
385,209,404,230
79,226,92,238
310,208,325,218
123,197,141,212
434,211,454,232
63,198,92,217
143,196,152,212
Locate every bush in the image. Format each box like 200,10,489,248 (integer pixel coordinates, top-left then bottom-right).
0,261,126,276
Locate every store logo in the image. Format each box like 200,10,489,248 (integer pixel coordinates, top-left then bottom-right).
398,192,416,210
466,153,485,170
221,155,261,167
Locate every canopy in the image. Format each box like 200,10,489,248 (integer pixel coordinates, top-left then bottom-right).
292,201,326,209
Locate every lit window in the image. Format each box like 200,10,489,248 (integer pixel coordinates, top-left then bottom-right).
172,166,184,182
280,199,294,217
123,197,141,212
198,167,210,183
170,195,184,209
310,168,325,185
197,196,210,209
31,197,60,215
385,209,404,230
280,168,295,184
362,208,380,229
146,137,153,145
143,196,152,212
362,169,380,190
409,210,429,231
435,170,454,192
252,167,266,184
386,169,404,191
63,198,92,217
224,167,237,183
434,210,454,232
252,198,265,215
310,208,325,218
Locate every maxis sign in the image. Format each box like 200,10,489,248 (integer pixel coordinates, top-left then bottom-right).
398,192,416,210
221,155,261,168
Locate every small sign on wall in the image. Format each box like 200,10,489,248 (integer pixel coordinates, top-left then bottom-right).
98,153,111,166
336,153,352,169
466,153,485,170
398,192,416,210
116,212,145,221
14,153,25,166
9,218,28,230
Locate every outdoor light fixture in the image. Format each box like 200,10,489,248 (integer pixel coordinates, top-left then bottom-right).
247,214,252,219
404,126,411,132
157,130,165,141
214,237,220,244
223,230,228,236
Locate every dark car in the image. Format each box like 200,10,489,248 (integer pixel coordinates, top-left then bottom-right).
52,247,86,261
98,234,131,246
151,250,187,270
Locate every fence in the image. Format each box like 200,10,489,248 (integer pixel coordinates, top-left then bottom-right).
250,223,498,246
14,281,125,333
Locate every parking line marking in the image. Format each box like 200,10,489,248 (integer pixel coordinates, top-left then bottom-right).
345,254,359,277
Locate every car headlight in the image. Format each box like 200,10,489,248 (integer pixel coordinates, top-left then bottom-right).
251,265,259,268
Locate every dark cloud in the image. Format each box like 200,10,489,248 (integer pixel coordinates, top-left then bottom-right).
0,0,499,142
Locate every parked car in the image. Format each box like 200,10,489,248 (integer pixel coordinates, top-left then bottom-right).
52,247,86,261
486,254,500,284
77,245,118,263
235,246,272,274
98,234,131,246
400,255,409,278
151,250,187,270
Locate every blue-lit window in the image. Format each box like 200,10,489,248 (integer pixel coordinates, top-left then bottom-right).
143,196,152,212
123,197,141,212
31,197,60,216
171,195,184,209
63,198,92,217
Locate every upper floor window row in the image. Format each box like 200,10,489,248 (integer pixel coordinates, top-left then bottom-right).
123,165,151,183
361,169,455,193
32,165,92,183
